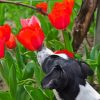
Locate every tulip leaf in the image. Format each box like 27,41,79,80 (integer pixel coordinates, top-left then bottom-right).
90,44,100,60
24,85,48,100
46,29,58,41
33,63,44,85
5,51,15,69
97,51,100,83
0,91,11,100
63,30,73,52
22,61,34,79
0,4,5,25
84,45,90,59
0,60,9,85
15,46,24,69
16,85,30,100
9,64,17,100
48,40,64,50
37,14,50,35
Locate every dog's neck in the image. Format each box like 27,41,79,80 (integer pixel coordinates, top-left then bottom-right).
54,78,82,100
54,82,100,100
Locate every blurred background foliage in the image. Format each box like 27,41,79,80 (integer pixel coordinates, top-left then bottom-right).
0,0,100,100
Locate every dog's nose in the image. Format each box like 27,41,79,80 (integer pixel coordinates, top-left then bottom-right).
41,79,54,89
41,80,47,89
41,81,49,89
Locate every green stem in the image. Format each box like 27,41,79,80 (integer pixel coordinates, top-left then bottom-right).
60,30,73,52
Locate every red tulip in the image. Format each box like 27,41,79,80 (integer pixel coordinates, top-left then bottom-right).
20,16,40,28
17,16,45,51
63,0,74,9
36,2,48,12
0,24,11,42
0,24,11,58
0,39,5,58
6,34,16,49
54,50,74,58
63,0,74,15
48,2,70,30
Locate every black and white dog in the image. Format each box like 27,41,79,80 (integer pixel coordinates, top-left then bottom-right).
37,47,100,100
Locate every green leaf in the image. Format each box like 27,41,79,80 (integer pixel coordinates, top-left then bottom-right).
43,90,54,100
0,4,5,25
0,60,9,85
63,30,73,52
31,89,48,100
97,51,100,83
33,63,44,85
15,46,24,69
0,91,10,100
16,86,30,100
5,51,15,69
24,85,48,100
46,29,58,41
37,14,49,35
15,46,24,78
9,64,17,100
84,45,90,59
86,59,97,71
74,53,82,60
97,51,100,66
48,40,64,50
22,61,34,79
90,44,100,60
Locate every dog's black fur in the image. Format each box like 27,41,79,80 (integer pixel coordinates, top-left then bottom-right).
41,55,93,100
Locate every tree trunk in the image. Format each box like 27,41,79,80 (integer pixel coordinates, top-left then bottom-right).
72,0,98,52
95,0,100,45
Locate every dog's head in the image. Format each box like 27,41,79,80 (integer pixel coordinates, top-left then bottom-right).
41,55,93,90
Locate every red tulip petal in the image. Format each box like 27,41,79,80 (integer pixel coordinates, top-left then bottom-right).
36,2,48,12
48,13,70,29
0,24,11,41
29,16,41,27
0,39,5,58
6,33,16,49
17,24,45,51
17,27,35,51
63,0,74,9
54,50,74,58
20,18,30,28
48,2,71,30
20,16,40,28
31,24,45,50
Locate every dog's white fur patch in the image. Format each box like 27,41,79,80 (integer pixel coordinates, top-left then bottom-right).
37,47,53,66
76,82,100,100
55,54,68,60
37,47,68,66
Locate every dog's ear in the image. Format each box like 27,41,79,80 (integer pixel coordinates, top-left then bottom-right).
41,65,62,89
79,61,94,79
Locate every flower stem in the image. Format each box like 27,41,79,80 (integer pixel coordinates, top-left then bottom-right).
60,30,73,52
